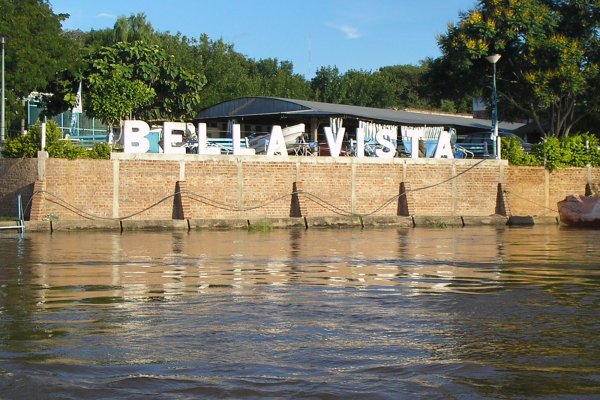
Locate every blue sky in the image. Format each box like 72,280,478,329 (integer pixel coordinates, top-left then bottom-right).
50,0,477,78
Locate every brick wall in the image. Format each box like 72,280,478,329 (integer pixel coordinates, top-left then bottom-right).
42,158,114,220
0,158,38,217
505,167,592,217
2,154,599,221
505,167,547,216
118,160,180,220
185,159,244,219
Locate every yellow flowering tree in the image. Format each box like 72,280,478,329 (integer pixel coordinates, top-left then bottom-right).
437,0,600,137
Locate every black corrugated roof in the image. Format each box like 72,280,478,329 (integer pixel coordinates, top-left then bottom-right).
196,96,524,132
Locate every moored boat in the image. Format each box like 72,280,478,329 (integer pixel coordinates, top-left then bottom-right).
247,123,305,153
557,194,600,227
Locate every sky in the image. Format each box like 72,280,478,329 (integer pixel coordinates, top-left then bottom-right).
49,0,477,78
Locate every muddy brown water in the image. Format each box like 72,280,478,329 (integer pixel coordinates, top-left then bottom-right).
1,226,599,399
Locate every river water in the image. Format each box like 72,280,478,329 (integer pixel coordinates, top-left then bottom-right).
0,226,599,399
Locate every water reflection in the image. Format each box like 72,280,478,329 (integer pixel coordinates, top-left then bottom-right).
1,226,599,399
3,227,597,306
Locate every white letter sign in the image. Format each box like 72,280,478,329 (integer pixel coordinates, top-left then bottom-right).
232,124,255,155
162,122,186,155
266,125,288,157
123,120,150,154
196,123,220,155
375,129,397,158
433,130,455,159
324,126,345,157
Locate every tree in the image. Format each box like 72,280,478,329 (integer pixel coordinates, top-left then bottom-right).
113,13,156,44
437,0,600,137
196,34,258,108
84,41,206,123
378,64,437,110
0,0,79,136
311,66,345,103
250,58,312,99
88,72,155,127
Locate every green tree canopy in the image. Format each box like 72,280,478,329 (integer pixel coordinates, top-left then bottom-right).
0,0,79,136
437,0,600,137
46,41,208,126
88,41,206,122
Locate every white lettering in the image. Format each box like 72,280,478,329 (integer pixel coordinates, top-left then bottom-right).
162,122,186,155
196,123,220,155
121,120,460,161
433,130,454,159
375,129,397,159
324,126,345,157
406,130,422,159
355,128,366,157
232,124,255,155
123,120,150,154
266,126,288,157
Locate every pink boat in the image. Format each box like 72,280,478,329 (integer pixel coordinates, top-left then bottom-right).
557,194,600,228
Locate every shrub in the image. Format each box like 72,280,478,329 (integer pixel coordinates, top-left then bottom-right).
536,133,600,171
1,120,110,160
502,133,600,170
2,120,62,158
501,136,541,166
47,140,90,160
88,142,112,159
248,219,273,232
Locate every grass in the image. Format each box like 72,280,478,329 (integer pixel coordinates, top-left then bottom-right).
424,219,448,228
248,219,273,232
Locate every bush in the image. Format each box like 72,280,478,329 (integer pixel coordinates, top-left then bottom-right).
1,120,111,160
501,136,541,166
502,133,600,170
2,120,62,158
536,133,600,171
88,142,112,159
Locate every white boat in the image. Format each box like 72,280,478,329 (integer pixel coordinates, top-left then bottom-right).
247,123,306,154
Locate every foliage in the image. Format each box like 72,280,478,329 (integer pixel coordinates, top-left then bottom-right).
536,133,600,171
250,58,312,100
46,140,91,160
48,139,110,160
0,0,80,136
502,133,600,171
310,63,444,111
1,120,110,159
501,136,541,166
437,0,600,137
39,10,454,123
2,120,62,157
248,219,273,232
311,66,345,104
88,71,156,125
378,64,435,110
113,13,156,44
84,41,206,123
87,142,112,159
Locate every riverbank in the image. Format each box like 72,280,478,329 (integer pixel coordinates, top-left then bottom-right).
0,214,559,232
1,152,594,224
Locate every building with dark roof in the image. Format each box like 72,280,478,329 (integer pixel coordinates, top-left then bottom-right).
196,96,524,142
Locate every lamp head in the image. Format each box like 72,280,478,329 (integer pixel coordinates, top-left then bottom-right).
486,54,501,64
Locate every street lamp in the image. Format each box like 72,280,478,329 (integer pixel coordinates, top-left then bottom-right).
486,53,501,159
1,35,6,148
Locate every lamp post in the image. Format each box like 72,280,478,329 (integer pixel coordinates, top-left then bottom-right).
1,35,6,148
486,53,501,159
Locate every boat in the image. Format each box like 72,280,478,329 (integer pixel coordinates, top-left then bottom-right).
247,123,306,154
557,194,600,227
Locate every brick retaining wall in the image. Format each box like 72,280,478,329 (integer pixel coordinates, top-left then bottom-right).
0,158,38,218
0,153,597,221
